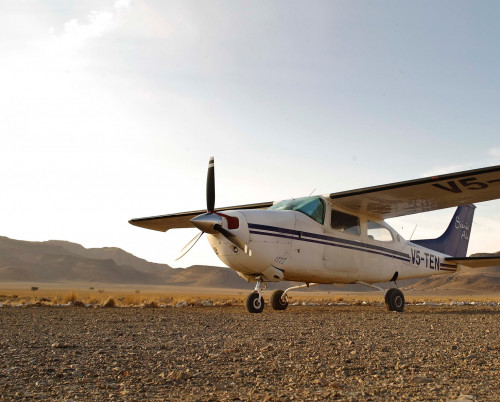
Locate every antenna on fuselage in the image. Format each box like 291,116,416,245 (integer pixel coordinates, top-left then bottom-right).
307,188,316,197
409,224,418,241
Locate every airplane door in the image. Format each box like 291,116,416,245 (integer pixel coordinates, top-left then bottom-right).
363,220,400,282
323,209,362,282
291,217,327,282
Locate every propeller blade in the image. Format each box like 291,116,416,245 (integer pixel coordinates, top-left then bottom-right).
206,156,215,212
214,224,252,256
175,231,204,261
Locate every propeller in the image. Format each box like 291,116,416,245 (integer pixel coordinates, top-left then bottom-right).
207,156,215,213
175,157,251,260
175,232,203,261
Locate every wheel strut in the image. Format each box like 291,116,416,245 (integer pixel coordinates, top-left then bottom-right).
254,278,266,298
282,282,321,299
246,278,266,313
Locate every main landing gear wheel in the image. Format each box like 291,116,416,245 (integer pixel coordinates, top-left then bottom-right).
270,289,288,311
385,288,405,312
246,292,264,313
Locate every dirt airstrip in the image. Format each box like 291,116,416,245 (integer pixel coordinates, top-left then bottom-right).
0,304,499,401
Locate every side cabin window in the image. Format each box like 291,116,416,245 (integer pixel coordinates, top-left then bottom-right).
331,210,360,236
367,221,394,242
269,196,325,225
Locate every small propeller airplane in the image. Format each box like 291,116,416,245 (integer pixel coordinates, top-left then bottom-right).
130,158,500,313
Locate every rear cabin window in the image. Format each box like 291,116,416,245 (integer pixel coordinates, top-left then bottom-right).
331,210,360,236
367,221,394,242
269,196,325,224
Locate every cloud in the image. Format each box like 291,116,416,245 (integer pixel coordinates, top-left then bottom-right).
0,0,135,149
115,0,132,11
488,147,500,157
51,0,131,49
420,164,475,177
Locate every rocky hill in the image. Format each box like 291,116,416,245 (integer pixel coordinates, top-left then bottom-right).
0,236,499,291
409,255,500,292
0,236,242,287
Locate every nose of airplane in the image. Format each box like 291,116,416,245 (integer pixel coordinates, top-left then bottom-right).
205,211,250,256
191,210,251,257
219,211,250,251
190,213,223,234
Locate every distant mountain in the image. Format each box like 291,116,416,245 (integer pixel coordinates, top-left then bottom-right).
164,265,246,288
45,240,169,275
0,236,499,292
0,236,243,287
409,252,500,291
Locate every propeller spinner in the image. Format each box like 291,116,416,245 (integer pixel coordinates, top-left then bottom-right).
175,157,251,260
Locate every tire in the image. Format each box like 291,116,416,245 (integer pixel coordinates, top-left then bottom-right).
246,292,264,313
270,289,288,311
384,288,396,305
385,288,405,312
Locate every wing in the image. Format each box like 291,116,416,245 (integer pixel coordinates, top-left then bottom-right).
129,201,273,232
445,256,500,268
330,165,500,219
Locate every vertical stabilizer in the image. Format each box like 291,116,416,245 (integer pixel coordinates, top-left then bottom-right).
412,204,475,257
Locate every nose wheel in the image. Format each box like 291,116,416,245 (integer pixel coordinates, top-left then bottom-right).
246,292,264,313
245,279,265,313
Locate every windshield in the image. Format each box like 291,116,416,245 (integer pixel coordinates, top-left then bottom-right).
269,196,325,224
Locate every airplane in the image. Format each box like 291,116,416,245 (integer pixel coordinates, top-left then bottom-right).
129,158,500,313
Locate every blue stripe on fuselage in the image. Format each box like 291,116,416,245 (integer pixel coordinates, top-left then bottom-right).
248,223,411,263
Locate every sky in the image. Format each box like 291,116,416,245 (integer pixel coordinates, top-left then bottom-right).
1,0,499,268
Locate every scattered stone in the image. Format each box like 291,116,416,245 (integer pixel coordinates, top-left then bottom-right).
51,342,73,349
446,395,476,401
0,305,498,400
167,370,190,382
410,376,434,384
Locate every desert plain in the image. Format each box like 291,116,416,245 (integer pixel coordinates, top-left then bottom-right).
1,285,499,401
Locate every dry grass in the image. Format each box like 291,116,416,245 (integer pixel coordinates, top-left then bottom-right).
0,282,498,308
102,297,116,308
122,293,144,306
62,291,78,304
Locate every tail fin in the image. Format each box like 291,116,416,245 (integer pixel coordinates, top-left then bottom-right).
412,204,476,257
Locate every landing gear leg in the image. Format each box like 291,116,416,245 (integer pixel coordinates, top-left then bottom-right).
246,279,265,313
355,281,405,312
269,283,321,311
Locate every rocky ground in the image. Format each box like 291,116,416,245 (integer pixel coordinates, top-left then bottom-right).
0,305,499,401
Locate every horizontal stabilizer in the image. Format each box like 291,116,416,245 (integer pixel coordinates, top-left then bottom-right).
445,256,500,268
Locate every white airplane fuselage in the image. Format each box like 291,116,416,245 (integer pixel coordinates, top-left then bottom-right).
206,196,455,285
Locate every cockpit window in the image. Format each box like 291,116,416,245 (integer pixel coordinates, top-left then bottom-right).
331,210,360,236
367,221,394,242
269,196,325,224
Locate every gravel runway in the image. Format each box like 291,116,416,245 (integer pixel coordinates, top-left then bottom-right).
0,305,499,401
